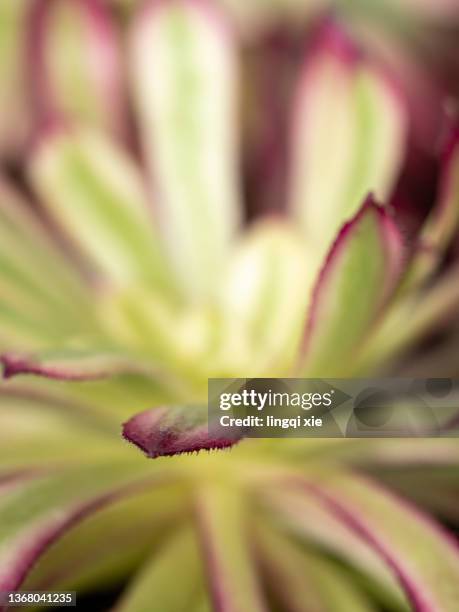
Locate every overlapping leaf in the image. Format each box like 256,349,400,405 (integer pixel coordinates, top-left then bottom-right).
261,480,406,609
255,524,376,612
275,471,459,612
0,462,171,596
24,485,187,597
300,198,403,376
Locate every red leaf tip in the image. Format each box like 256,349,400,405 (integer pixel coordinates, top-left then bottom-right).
309,16,363,66
1,354,31,380
122,406,242,459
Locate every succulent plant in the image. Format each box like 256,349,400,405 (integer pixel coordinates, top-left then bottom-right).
1,1,459,611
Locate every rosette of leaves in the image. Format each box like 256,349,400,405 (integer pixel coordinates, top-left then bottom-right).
1,1,459,611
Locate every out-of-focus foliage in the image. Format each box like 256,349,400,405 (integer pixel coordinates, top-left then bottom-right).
1,1,459,611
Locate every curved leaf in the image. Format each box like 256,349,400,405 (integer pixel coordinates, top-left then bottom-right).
25,486,186,597
117,526,204,612
261,481,405,609
300,198,404,376
287,472,459,612
0,384,120,472
0,462,170,595
368,466,459,523
255,523,376,612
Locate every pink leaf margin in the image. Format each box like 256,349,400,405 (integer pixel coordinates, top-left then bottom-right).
122,407,242,459
302,195,405,357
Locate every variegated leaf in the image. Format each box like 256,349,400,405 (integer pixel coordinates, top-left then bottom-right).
289,23,406,264
299,198,403,376
131,0,241,297
29,126,173,292
30,0,126,137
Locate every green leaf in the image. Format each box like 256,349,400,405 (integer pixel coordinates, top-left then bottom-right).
299,199,403,376
0,461,171,593
100,286,224,390
255,523,376,612
131,0,241,298
26,485,187,596
196,483,267,612
117,526,204,612
0,384,122,472
0,179,96,349
29,126,173,293
0,0,29,156
30,0,126,137
356,262,459,371
289,24,406,264
288,472,459,612
0,348,189,424
261,480,406,609
220,220,315,375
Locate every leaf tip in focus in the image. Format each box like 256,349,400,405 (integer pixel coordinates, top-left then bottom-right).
122,406,242,459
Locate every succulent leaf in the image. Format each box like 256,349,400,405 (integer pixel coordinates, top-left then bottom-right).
289,23,407,263
0,179,95,349
357,263,459,370
117,526,205,612
221,220,314,374
0,0,30,157
29,126,173,292
0,1,458,609
0,350,153,382
131,0,241,298
29,0,126,136
300,198,404,376
0,463,168,595
123,405,242,459
255,524,376,612
197,484,267,612
262,482,406,608
410,134,459,283
289,473,459,612
0,392,121,472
